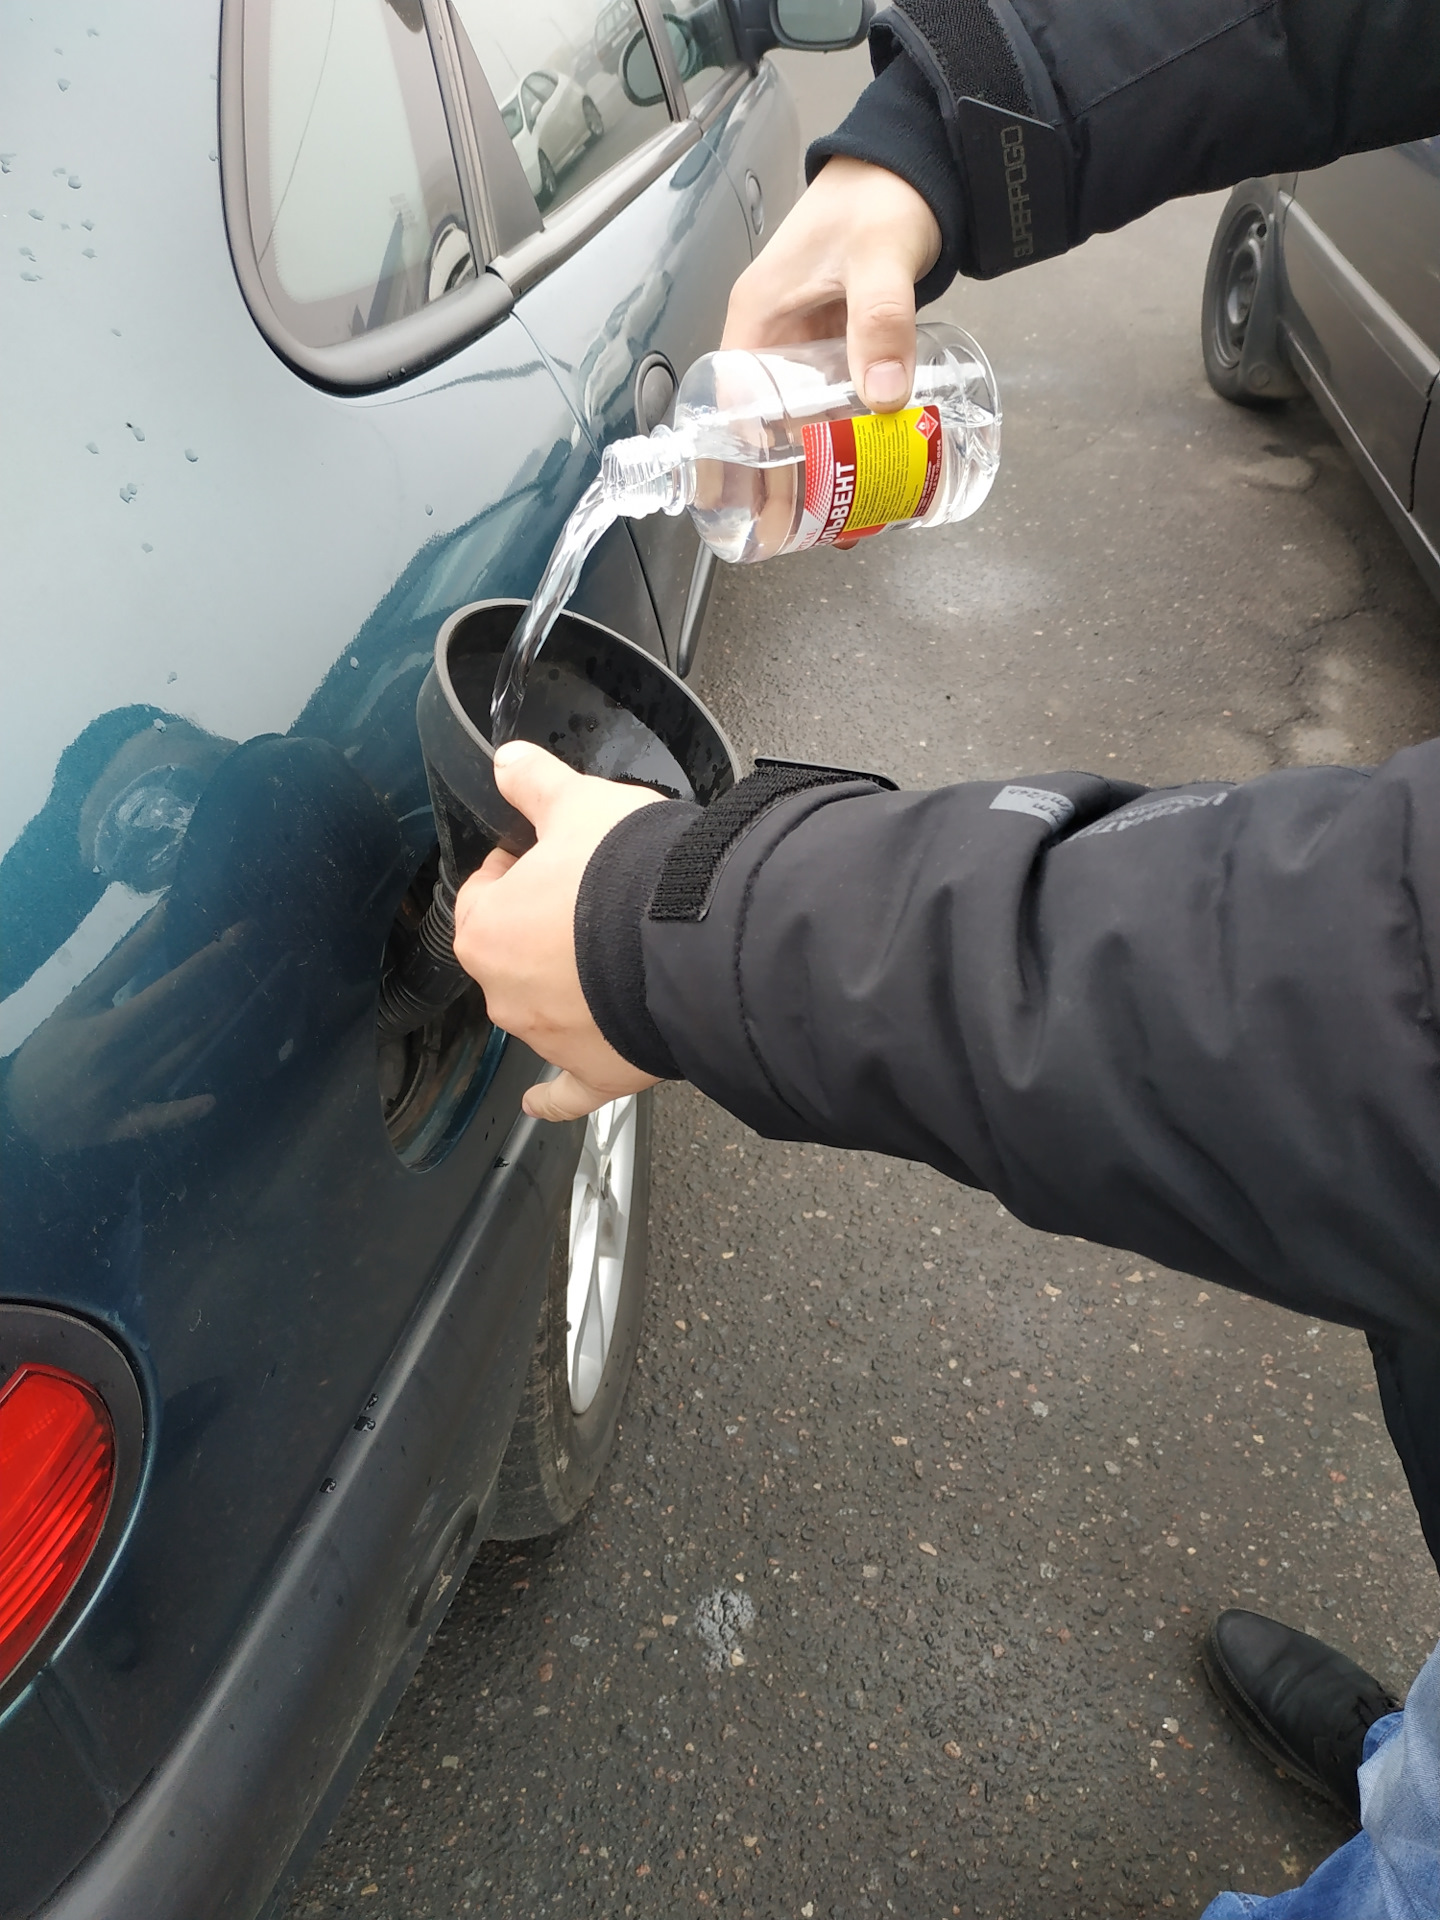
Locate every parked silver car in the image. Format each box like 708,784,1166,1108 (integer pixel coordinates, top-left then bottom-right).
1202,142,1440,598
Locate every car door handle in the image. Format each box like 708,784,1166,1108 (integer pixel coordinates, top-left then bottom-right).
634,353,677,434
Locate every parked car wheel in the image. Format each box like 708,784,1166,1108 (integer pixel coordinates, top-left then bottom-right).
491,1091,652,1537
583,95,604,142
1202,196,1285,407
538,149,558,208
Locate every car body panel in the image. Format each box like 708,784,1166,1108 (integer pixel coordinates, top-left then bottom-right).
514,125,750,656
514,60,801,662
1291,142,1440,357
1281,198,1433,509
1242,150,1440,600
1412,399,1440,554
2,0,802,1908
34,1103,575,1920
3,0,655,1832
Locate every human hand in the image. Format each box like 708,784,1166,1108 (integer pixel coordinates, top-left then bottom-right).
722,157,941,411
452,743,664,1125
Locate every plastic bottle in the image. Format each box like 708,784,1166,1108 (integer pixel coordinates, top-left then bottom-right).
488,324,1000,743
599,321,1000,562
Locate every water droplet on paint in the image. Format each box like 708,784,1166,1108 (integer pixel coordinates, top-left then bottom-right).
19,247,35,259
349,656,360,669
167,671,178,683
20,271,40,282
28,208,44,221
118,482,137,502
86,441,98,453
81,218,94,230
152,718,167,732
141,542,153,553
58,78,70,90
68,175,81,189
184,448,198,463
82,247,95,258
128,422,144,441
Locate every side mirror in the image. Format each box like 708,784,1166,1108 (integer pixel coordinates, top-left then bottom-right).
729,0,871,63
620,16,701,106
773,0,867,45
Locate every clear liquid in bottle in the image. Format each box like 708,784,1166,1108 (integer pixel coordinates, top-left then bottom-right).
489,323,999,744
601,322,1000,562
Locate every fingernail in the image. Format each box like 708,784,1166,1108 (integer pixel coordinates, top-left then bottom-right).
521,1091,539,1117
494,740,530,768
863,360,909,406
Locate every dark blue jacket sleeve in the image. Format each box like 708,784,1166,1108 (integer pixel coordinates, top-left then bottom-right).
809,0,1440,287
576,745,1440,1344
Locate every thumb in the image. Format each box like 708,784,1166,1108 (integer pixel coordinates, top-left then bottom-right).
522,1071,612,1123
492,740,580,832
846,263,919,413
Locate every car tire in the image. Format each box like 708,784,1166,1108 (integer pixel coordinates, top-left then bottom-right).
537,151,557,209
1201,195,1289,407
490,1091,652,1538
583,96,604,142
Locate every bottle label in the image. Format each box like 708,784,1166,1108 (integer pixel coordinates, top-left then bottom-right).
791,406,943,551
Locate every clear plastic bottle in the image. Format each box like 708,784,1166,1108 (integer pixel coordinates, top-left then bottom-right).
488,324,1000,743
599,322,1000,562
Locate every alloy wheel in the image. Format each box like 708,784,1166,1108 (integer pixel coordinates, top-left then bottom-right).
565,1096,638,1414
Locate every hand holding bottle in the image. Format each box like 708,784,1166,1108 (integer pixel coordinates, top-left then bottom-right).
721,157,942,412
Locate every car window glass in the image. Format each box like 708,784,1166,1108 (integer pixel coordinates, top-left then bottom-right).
664,0,740,104
450,0,671,222
242,0,475,350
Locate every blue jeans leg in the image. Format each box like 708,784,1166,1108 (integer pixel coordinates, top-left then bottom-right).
1199,1631,1440,1920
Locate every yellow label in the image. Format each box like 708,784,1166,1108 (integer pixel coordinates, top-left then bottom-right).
794,405,943,549
847,407,936,530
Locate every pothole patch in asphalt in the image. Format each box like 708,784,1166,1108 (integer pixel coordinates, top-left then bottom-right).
694,1586,755,1671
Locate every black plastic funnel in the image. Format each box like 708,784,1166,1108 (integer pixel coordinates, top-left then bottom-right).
417,598,739,875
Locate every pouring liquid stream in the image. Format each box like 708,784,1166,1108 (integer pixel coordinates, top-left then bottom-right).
488,326,1000,747
490,478,617,747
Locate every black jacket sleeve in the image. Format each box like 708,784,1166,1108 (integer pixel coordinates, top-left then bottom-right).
809,0,1440,286
576,744,1440,1345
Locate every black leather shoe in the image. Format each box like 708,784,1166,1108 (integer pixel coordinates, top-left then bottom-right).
1202,1609,1399,1822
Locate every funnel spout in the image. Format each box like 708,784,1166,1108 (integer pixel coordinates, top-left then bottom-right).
376,868,468,1042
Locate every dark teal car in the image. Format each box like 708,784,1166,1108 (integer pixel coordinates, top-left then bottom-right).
0,1,864,1911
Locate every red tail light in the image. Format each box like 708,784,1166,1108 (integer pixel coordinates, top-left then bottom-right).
0,1365,116,1688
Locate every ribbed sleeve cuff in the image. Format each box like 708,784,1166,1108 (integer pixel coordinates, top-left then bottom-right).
573,799,700,1080
805,51,966,309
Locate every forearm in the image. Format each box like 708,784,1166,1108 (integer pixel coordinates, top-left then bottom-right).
812,0,1440,286
578,747,1440,1341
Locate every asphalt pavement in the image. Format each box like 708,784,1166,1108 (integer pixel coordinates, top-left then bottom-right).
290,49,1440,1920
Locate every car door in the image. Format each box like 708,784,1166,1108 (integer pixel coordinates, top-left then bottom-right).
1282,143,1440,509
452,0,758,666
2,0,667,1883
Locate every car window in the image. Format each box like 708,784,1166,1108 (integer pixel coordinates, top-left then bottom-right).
665,0,740,105
241,0,476,350
450,0,671,221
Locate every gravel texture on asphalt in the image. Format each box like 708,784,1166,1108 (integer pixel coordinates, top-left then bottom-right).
290,58,1440,1920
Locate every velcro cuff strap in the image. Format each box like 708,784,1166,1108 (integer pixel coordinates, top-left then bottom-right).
888,0,1032,117
649,766,881,924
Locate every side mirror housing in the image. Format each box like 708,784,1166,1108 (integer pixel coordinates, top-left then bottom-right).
729,0,872,64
